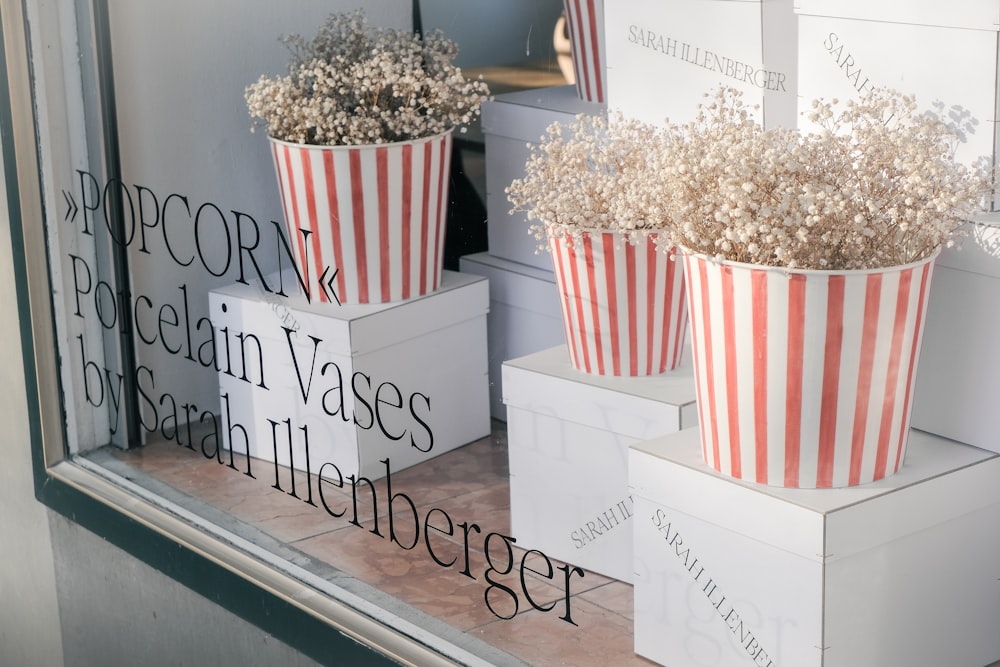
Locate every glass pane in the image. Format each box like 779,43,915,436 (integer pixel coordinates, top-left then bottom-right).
31,1,649,665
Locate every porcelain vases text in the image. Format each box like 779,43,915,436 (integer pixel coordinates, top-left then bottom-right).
682,249,938,488
269,130,453,305
563,0,606,103
548,227,687,376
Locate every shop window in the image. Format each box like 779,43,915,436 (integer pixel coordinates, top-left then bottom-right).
7,2,644,666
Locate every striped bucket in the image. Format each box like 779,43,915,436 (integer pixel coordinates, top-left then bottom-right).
682,249,938,488
564,0,606,103
269,130,453,305
548,227,687,376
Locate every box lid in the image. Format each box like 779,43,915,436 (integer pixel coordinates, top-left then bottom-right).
209,269,488,356
935,213,1000,278
630,427,1000,562
502,345,698,439
794,0,1000,31
481,85,605,143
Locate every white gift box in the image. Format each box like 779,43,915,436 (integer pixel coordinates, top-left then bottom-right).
794,2,1000,174
631,427,1000,667
482,85,605,271
459,252,565,420
912,215,1000,454
604,0,798,128
503,345,697,582
208,270,490,481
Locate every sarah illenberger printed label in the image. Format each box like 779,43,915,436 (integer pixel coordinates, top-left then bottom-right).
570,496,634,550
651,508,777,667
625,24,789,92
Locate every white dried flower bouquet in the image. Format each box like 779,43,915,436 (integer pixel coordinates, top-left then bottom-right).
245,10,490,146
509,88,993,271
506,112,675,248
655,87,994,270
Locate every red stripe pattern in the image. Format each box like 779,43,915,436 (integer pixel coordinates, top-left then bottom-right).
682,250,937,488
549,229,687,376
564,0,606,103
269,131,453,305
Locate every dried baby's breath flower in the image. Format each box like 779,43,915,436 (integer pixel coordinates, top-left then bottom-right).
653,86,994,270
245,10,490,146
506,112,673,249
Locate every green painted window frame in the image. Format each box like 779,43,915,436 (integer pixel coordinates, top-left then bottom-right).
0,2,460,664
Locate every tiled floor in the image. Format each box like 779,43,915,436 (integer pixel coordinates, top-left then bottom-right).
107,422,657,667
98,421,1000,667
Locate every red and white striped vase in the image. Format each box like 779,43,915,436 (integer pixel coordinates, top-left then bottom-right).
682,248,938,488
547,227,687,376
563,0,606,103
268,129,453,305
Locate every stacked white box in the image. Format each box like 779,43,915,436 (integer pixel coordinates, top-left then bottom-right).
503,345,697,582
912,214,1000,454
482,85,605,271
795,1,1000,173
208,270,491,481
631,427,1000,667
604,0,798,128
459,252,565,421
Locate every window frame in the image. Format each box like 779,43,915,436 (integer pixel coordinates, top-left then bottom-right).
1,2,473,664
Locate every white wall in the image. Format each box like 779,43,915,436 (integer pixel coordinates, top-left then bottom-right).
0,146,64,667
49,513,324,667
